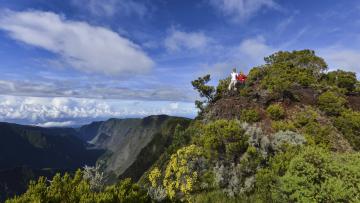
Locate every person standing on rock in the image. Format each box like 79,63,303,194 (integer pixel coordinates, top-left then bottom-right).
228,68,238,91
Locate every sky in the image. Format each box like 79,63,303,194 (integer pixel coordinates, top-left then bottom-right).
0,0,359,126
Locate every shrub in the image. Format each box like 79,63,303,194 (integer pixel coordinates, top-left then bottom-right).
271,131,306,151
317,91,346,116
327,70,357,92
271,120,296,132
256,146,360,202
243,123,271,156
277,147,360,202
200,120,248,160
266,104,285,120
163,145,207,200
215,77,230,100
301,122,331,149
264,50,327,77
240,109,261,123
334,110,360,150
82,165,105,192
293,108,318,127
247,67,265,85
6,171,150,203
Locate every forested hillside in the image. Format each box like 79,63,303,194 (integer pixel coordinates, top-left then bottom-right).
7,50,360,203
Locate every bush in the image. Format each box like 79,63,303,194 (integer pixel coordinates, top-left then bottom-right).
163,145,208,200
6,171,150,203
327,70,357,92
317,91,347,116
293,108,319,127
256,146,360,202
334,110,360,150
266,104,285,120
247,67,265,85
271,131,306,151
277,147,360,202
271,120,296,132
264,50,327,77
240,109,261,123
200,120,248,160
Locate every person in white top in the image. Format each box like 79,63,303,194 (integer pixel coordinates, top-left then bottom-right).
228,68,238,91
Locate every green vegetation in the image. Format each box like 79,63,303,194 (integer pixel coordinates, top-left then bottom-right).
240,109,261,123
9,49,360,202
266,104,285,120
256,147,360,202
6,170,149,203
318,91,347,116
334,110,360,150
327,70,357,92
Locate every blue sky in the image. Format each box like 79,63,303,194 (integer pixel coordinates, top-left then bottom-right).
0,0,359,126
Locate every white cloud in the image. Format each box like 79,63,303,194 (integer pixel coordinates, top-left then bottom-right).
36,121,77,127
209,0,280,23
164,29,211,51
72,0,147,17
235,36,274,63
0,79,193,101
201,36,275,79
0,10,154,75
319,48,360,74
0,96,196,126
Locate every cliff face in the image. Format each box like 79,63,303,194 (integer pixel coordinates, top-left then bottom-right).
88,115,191,180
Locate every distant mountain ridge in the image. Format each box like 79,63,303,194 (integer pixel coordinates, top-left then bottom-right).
0,122,103,170
0,115,191,200
83,115,191,181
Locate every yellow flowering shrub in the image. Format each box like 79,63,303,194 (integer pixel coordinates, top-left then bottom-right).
163,144,206,199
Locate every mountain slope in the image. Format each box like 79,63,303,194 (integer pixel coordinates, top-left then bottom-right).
89,115,191,180
77,121,103,142
0,122,104,169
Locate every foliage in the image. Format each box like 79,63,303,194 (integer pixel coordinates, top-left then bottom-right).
334,110,360,150
264,50,327,77
255,146,301,202
266,104,285,120
199,120,248,160
327,70,357,92
293,107,319,127
82,165,104,192
247,67,265,85
213,147,263,198
215,77,230,100
271,120,296,132
243,123,271,156
317,91,347,116
149,167,161,188
277,147,360,202
163,145,207,200
240,109,260,123
256,146,360,202
6,170,150,203
271,131,306,151
191,75,215,115
259,50,327,94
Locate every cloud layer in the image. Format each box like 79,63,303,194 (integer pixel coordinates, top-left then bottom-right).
0,10,154,75
0,95,196,126
0,79,193,102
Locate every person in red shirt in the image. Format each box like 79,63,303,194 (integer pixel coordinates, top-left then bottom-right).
237,71,247,85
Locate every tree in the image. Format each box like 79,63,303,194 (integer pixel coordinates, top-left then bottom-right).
191,75,215,115
327,70,357,92
264,50,327,77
